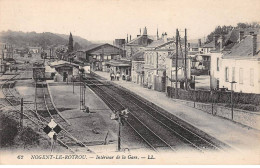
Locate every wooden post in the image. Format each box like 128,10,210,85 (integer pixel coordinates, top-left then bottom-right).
230,81,236,120
231,83,234,120
184,28,188,90
117,111,121,151
175,29,179,99
35,79,37,111
73,76,74,94
211,91,214,115
20,98,23,128
83,82,86,107
193,90,196,108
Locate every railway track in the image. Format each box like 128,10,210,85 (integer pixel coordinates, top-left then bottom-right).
35,81,92,151
84,76,227,152
85,78,174,152
1,73,91,153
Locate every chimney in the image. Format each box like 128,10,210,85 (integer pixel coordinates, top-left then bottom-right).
127,34,128,43
188,43,190,48
163,32,167,42
239,31,244,42
219,35,224,50
130,35,131,41
156,28,159,40
213,34,219,49
253,34,257,56
198,39,202,47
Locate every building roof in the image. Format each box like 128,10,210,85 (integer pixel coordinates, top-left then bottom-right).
202,41,215,48
126,35,154,46
105,59,131,67
80,43,124,53
189,43,199,48
223,34,260,58
132,51,145,61
49,60,79,68
146,39,165,48
146,39,175,49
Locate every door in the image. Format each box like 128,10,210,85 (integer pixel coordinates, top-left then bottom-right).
63,72,67,82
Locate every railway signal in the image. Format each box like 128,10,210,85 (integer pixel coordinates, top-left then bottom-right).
43,119,62,153
111,108,129,151
43,119,62,138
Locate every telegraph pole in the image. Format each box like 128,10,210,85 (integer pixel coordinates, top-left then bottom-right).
175,29,179,98
20,98,23,128
72,75,74,94
117,111,121,151
35,78,37,111
184,28,188,90
230,81,237,120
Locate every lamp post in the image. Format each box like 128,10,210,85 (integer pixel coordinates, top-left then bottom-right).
230,81,237,120
210,90,214,115
72,75,74,94
111,109,129,152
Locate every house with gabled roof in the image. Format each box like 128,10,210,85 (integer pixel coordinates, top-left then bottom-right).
75,43,125,72
131,51,145,85
49,60,79,82
125,27,154,59
210,28,260,93
143,33,176,92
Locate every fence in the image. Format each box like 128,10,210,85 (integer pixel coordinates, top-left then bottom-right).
166,86,260,129
167,87,260,109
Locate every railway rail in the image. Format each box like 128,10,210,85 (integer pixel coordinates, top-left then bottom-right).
1,73,91,153
84,76,227,152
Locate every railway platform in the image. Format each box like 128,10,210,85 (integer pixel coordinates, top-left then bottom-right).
46,80,154,153
93,71,260,152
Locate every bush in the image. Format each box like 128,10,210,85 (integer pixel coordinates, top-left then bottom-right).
0,115,18,147
19,127,40,146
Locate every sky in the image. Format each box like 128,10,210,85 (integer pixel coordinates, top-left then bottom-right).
0,0,260,42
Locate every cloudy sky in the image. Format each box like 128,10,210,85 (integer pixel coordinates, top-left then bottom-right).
0,0,259,42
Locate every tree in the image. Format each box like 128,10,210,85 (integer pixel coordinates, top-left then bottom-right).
74,42,82,51
68,32,74,52
206,25,234,43
205,22,260,43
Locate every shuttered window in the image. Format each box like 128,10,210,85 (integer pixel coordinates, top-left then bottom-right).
250,68,254,86
239,68,243,84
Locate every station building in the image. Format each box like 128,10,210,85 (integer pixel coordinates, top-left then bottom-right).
75,43,125,71
49,60,79,82
105,59,131,79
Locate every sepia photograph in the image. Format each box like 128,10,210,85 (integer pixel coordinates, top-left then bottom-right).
0,0,259,165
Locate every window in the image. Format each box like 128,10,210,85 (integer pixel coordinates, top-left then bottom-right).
225,67,229,82
250,68,254,86
93,55,96,59
103,55,107,60
108,55,111,60
217,58,219,71
232,67,235,82
239,68,243,84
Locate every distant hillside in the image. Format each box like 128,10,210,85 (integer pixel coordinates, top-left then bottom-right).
0,30,92,49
